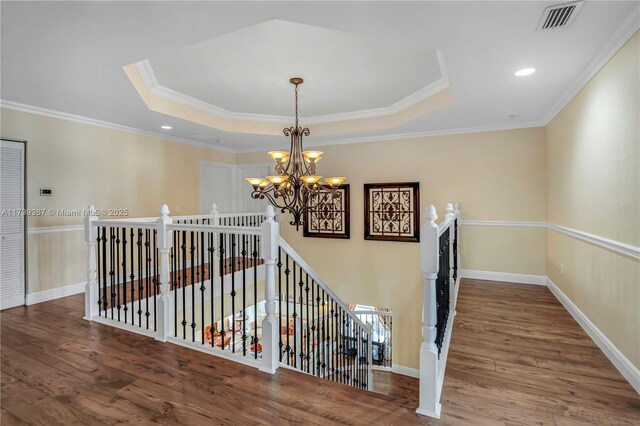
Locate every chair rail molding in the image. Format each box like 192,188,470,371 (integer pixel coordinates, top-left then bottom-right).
460,220,640,260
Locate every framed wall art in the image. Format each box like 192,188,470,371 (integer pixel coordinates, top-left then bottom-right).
303,184,350,239
364,182,420,242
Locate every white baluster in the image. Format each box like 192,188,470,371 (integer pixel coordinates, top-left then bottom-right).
417,205,442,418
156,204,173,342
84,204,99,320
260,204,280,374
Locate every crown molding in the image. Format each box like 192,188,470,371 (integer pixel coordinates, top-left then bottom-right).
542,5,640,125
234,120,545,153
0,100,237,154
135,51,450,125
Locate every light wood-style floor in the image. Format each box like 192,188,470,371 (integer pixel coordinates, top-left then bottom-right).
1,279,638,425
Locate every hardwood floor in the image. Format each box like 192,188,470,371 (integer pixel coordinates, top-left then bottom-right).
2,279,639,425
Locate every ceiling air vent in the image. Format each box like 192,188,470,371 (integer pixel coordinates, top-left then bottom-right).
538,1,584,30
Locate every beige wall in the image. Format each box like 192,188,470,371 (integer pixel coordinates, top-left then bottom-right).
1,107,234,294
546,32,640,368
238,127,548,368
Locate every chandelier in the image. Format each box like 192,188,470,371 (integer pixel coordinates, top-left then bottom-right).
245,77,345,230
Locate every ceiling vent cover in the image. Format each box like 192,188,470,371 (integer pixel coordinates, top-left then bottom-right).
538,1,584,30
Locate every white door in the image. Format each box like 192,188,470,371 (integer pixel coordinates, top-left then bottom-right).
200,162,234,213
238,164,272,212
0,139,26,310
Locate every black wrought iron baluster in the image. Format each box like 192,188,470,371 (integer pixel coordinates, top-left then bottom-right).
115,228,121,322
136,229,143,327
389,315,393,368
321,289,326,378
200,231,205,345
219,233,226,350
285,253,291,365
172,230,177,335
315,280,321,377
153,229,158,331
305,273,310,374
361,325,365,388
210,231,215,349
231,233,236,353
190,231,196,342
311,277,315,376
252,235,258,359
335,301,340,382
121,227,127,323
453,219,458,283
96,228,102,316
145,229,151,329
242,234,248,356
340,308,349,384
277,247,282,362
298,266,305,370
181,230,187,339
129,228,134,325
330,299,335,382
109,227,115,320
218,233,225,349
292,262,297,369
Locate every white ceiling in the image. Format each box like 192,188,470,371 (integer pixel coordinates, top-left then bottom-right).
1,1,638,152
148,20,444,118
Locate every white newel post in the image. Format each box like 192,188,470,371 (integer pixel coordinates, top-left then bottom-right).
210,203,220,226
260,204,280,374
84,205,98,320
156,204,173,342
417,205,441,418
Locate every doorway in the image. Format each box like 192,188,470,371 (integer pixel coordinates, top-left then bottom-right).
0,139,26,310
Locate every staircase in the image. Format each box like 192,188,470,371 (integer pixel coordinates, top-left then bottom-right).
82,202,460,418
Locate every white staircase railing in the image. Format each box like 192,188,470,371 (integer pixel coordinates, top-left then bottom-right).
417,202,461,418
276,236,373,390
83,203,371,391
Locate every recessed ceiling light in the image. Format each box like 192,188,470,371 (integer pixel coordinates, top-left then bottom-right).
161,125,172,130
514,68,536,77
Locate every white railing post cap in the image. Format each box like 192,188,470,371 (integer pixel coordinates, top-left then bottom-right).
160,204,170,217
265,204,275,220
424,205,438,224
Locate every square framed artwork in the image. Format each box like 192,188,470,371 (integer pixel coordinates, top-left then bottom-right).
364,182,420,242
304,184,350,239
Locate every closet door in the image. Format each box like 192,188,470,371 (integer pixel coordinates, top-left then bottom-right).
0,139,26,310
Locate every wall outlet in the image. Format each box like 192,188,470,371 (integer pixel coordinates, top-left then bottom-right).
560,263,564,275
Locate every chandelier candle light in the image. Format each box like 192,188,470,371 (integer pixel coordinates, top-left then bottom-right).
246,77,345,230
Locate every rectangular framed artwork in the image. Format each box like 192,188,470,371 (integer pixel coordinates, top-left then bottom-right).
303,184,350,239
364,182,420,242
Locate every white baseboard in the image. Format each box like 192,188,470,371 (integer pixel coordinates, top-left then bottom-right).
25,281,85,305
546,277,640,395
392,364,420,379
460,269,547,286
